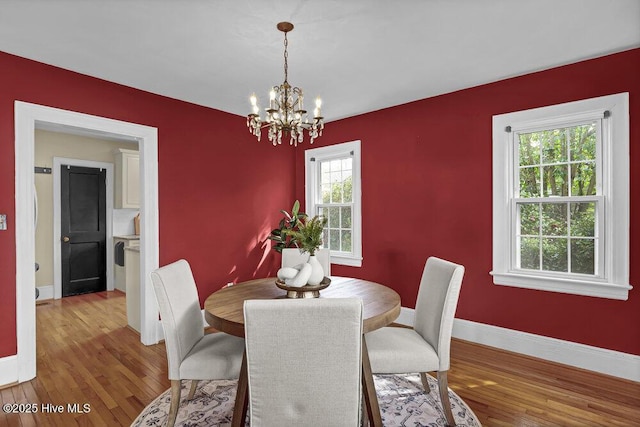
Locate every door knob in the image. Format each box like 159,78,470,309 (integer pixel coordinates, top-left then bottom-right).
62,236,70,243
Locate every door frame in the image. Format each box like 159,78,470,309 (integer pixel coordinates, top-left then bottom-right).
53,158,114,299
15,101,160,383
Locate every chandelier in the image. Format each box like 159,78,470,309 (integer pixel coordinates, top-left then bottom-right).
247,22,324,147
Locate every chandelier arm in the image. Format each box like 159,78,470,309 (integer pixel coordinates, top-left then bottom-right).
258,123,317,130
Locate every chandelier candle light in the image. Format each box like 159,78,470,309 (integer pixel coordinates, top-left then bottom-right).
247,22,324,146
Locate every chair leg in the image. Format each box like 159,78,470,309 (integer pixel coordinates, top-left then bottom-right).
167,380,182,427
361,393,370,426
437,371,456,427
420,372,431,393
187,380,199,400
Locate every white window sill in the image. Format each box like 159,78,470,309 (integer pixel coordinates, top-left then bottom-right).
491,271,632,300
331,254,362,267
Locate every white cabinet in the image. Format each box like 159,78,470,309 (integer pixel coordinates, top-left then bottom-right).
125,246,141,333
114,148,140,208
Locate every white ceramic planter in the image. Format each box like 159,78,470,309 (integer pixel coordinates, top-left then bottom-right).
281,248,331,276
306,255,324,286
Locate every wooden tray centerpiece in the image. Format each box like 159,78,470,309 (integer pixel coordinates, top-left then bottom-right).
275,277,331,298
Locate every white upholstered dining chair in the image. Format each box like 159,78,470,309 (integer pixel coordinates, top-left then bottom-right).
150,259,245,427
244,298,363,426
364,256,465,427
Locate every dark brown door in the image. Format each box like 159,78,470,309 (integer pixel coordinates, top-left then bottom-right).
61,165,107,297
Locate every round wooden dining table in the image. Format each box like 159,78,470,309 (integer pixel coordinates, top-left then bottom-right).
204,276,401,427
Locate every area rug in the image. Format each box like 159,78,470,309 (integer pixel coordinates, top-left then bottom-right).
132,373,480,426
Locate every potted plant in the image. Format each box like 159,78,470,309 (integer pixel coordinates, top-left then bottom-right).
283,214,327,285
283,215,327,257
268,200,329,288
267,200,307,253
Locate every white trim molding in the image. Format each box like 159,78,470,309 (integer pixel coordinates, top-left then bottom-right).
14,101,161,384
491,93,631,300
0,355,18,387
305,140,363,267
397,307,640,381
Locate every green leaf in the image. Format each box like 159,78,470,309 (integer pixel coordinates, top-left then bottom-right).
268,200,320,254
281,210,292,220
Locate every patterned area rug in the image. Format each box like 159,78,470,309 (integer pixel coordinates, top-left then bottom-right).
132,373,480,426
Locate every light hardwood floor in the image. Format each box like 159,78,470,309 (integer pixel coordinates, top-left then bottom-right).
1,291,638,426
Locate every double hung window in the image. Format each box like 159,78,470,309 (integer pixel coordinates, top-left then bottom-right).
305,141,362,267
492,93,631,300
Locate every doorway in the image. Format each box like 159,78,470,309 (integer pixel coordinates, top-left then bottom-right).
14,101,160,384
60,165,107,297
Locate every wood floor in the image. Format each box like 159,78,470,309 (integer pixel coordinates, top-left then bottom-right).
1,291,639,426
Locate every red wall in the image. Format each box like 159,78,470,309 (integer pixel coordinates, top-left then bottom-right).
296,48,640,355
0,51,293,357
2,48,638,361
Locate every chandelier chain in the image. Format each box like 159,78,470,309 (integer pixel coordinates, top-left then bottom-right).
283,32,288,83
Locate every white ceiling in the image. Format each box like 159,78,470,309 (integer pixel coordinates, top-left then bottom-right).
1,1,638,122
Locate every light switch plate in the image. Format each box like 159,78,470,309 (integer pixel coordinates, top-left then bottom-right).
0,214,6,230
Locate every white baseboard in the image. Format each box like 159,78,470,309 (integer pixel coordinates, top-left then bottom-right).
0,355,18,387
398,307,640,382
36,285,54,301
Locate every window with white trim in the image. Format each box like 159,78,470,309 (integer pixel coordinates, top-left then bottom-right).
492,93,631,300
305,140,362,267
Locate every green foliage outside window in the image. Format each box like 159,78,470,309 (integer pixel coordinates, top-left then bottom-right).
319,158,354,253
517,123,597,275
